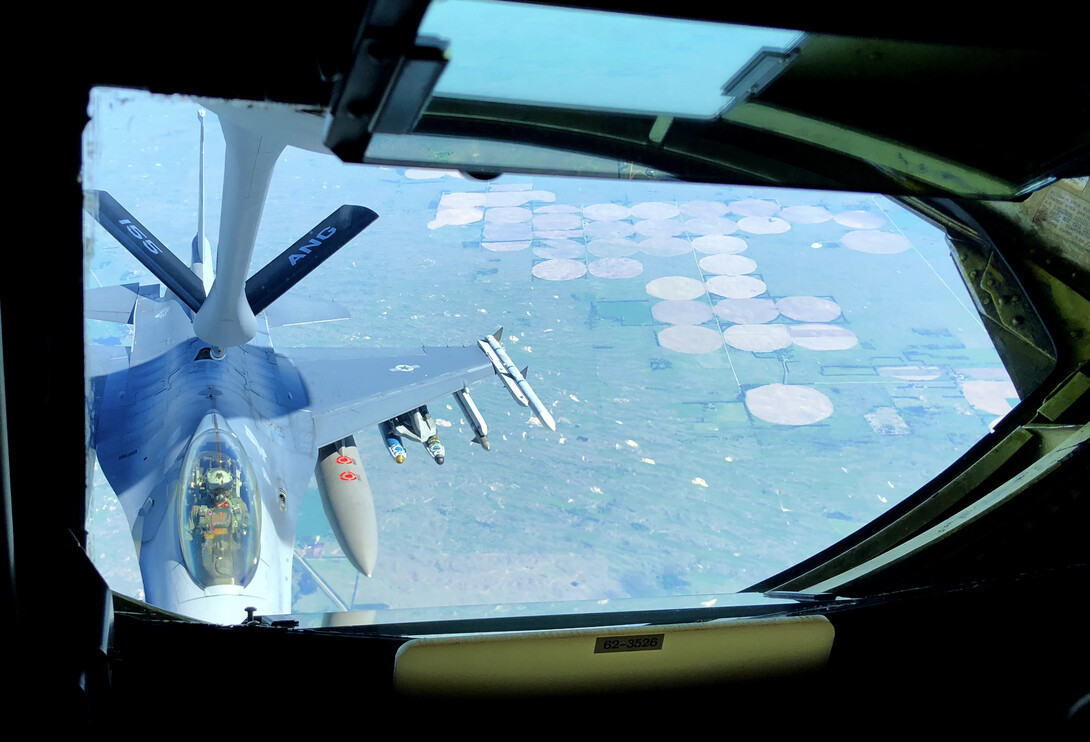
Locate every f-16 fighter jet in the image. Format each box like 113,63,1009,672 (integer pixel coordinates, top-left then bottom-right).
84,104,554,623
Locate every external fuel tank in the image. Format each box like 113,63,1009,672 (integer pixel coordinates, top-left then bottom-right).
314,436,378,577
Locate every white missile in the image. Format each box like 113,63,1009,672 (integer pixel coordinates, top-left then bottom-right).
454,387,490,450
483,333,556,431
478,339,528,406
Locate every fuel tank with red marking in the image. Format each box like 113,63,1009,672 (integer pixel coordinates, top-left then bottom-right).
314,436,378,577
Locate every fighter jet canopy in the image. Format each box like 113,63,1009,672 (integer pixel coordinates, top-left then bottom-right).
177,414,261,589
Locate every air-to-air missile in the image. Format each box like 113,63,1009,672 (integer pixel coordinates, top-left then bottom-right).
478,329,557,432
454,387,490,450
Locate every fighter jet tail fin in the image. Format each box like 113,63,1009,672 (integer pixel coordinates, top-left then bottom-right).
245,205,379,316
84,190,208,313
190,109,214,295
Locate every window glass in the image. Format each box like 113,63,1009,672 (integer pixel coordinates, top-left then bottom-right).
419,0,802,117
178,415,261,588
85,88,1020,618
366,133,669,179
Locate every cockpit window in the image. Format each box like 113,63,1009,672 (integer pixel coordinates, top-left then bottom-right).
85,88,1039,622
178,415,260,588
419,0,802,117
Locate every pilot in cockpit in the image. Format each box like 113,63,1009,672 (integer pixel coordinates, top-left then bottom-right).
188,460,250,537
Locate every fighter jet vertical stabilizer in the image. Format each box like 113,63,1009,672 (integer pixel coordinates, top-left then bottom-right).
191,109,214,296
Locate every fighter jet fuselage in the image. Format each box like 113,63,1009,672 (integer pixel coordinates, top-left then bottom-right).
92,299,314,622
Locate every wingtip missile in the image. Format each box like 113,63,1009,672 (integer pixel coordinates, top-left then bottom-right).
479,338,528,406
482,333,556,432
536,407,557,432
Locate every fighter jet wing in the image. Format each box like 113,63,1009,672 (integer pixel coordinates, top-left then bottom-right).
85,343,131,379
85,283,141,324
263,294,350,328
283,344,494,446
